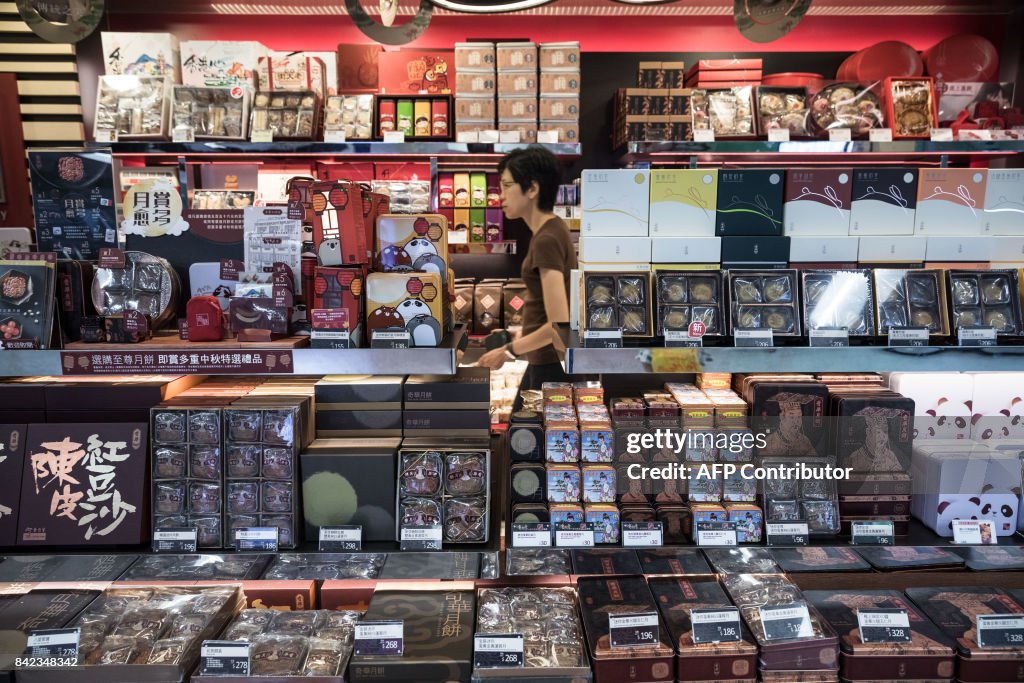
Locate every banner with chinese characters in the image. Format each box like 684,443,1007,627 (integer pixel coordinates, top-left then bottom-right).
60,350,294,375
28,150,117,260
120,178,189,238
17,424,148,546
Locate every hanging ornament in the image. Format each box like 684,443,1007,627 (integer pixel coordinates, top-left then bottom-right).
16,0,104,43
346,0,432,46
734,0,811,43
379,0,398,26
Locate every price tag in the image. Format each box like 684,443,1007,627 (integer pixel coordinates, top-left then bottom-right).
25,628,80,660
696,521,737,547
809,327,850,348
977,614,1024,648
172,127,196,143
234,527,279,551
734,328,774,348
888,327,930,347
383,131,406,143
622,521,663,547
609,612,660,648
829,128,853,142
583,329,623,349
759,603,814,641
930,128,954,141
766,521,810,546
324,129,347,143
98,247,127,269
371,330,411,349
250,130,273,143
869,128,894,142
498,130,521,144
850,520,895,545
456,131,480,143
858,609,912,643
691,608,742,644
555,522,595,548
474,634,525,668
95,129,117,144
355,621,404,656
310,328,351,349
694,129,715,142
958,325,998,347
952,519,998,545
768,128,790,142
319,525,362,551
400,525,443,551
537,130,560,144
152,527,198,553
199,641,251,676
511,522,551,547
664,330,702,348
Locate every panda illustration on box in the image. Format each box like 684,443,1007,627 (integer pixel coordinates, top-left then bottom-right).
405,237,447,276
397,298,441,347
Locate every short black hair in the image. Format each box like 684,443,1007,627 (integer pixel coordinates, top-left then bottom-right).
497,145,561,212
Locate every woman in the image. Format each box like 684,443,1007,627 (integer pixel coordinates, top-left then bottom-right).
479,146,577,399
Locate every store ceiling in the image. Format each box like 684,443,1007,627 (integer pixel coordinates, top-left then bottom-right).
105,0,1020,17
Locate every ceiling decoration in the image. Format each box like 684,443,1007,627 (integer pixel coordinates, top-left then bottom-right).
734,0,811,42
345,0,432,44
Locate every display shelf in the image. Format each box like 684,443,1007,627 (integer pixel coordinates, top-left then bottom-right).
557,326,1024,374
616,139,1024,166
99,140,583,161
0,326,467,377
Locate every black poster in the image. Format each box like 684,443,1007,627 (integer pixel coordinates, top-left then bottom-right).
28,151,117,260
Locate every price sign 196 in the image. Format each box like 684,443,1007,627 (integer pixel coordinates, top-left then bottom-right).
609,612,660,648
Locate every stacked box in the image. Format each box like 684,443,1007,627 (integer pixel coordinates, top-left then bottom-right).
496,42,538,144
101,32,181,81
456,42,496,138
151,405,225,549
222,402,304,549
539,41,580,143
685,58,763,88
315,376,403,437
179,40,266,87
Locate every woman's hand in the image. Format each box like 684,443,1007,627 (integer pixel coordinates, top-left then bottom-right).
478,346,509,371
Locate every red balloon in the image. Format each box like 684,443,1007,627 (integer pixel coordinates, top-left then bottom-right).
924,34,999,82
855,41,923,81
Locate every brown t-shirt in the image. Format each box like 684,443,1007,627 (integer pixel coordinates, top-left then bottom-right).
520,216,577,365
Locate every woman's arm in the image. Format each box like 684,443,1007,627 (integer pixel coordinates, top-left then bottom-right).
478,267,569,369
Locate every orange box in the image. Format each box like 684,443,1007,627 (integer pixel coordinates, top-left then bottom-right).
378,49,454,95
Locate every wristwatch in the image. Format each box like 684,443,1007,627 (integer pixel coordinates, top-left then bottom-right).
503,342,518,361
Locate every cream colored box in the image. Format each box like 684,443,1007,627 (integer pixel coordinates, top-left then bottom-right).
582,169,650,237
455,97,496,121
539,96,579,121
539,121,580,144
540,42,580,70
983,169,1024,235
578,237,652,263
497,97,538,120
455,42,496,70
455,70,496,96
496,42,537,70
649,237,721,263
498,71,538,96
649,169,718,237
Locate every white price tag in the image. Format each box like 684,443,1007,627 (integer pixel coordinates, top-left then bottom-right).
930,128,954,142
697,528,737,547
537,130,559,144
609,612,660,648
694,129,715,142
401,527,443,542
734,328,774,348
622,522,663,547
555,523,595,547
250,130,273,143
95,129,117,144
858,609,912,643
977,615,1024,648
383,131,406,143
324,129,347,143
760,604,814,640
809,328,850,348
457,131,480,143
319,525,362,551
958,326,998,347
511,523,551,547
499,130,522,144
952,519,997,545
172,128,195,143
850,520,895,545
888,327,930,347
829,128,853,142
869,128,893,142
768,128,790,142
354,621,405,656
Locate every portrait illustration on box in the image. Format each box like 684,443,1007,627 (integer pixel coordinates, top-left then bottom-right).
620,477,647,504
656,477,683,504
846,407,909,473
760,392,817,456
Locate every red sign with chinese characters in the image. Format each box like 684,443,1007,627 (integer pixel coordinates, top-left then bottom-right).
17,423,148,546
60,350,294,375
